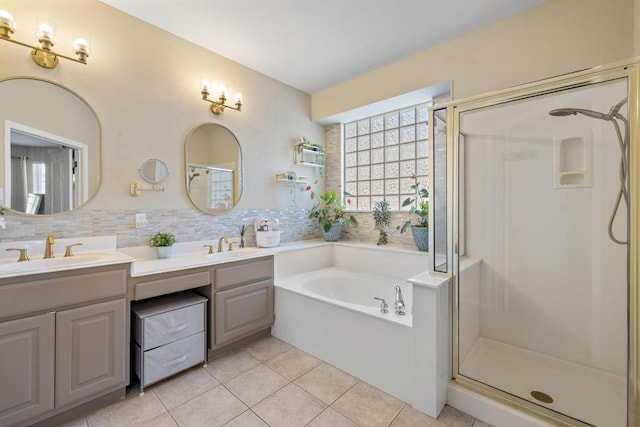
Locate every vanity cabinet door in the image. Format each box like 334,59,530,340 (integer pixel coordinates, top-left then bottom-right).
0,313,55,426
214,280,274,347
55,299,126,407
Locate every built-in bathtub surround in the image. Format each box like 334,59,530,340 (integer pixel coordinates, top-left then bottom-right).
272,242,450,418
0,208,321,248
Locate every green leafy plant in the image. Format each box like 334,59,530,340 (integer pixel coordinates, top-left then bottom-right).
396,175,429,234
308,189,357,233
148,231,176,247
372,200,391,245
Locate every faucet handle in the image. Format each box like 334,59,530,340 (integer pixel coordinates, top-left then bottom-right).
64,243,83,257
373,297,388,313
203,244,214,254
228,242,235,251
6,248,29,262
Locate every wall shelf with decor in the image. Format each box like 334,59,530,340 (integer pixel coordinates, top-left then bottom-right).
275,173,308,187
294,143,325,168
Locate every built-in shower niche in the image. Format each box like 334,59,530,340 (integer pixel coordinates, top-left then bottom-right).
553,134,592,188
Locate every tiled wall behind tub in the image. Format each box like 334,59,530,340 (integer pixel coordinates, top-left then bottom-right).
0,208,322,248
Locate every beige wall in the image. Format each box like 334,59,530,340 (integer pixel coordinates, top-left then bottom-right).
636,0,640,56
0,0,324,213
312,0,635,121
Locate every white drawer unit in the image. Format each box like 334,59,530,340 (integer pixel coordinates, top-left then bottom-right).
132,292,207,393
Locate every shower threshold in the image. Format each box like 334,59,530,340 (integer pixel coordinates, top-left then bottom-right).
459,337,626,426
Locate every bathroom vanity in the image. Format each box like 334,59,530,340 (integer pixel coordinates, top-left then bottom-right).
128,254,275,357
0,263,129,427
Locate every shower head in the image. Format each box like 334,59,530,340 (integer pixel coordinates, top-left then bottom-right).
548,108,606,119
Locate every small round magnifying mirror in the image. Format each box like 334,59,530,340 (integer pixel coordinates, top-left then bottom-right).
139,159,169,184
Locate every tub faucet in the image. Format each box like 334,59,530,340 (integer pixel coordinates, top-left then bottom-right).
373,297,388,313
43,235,55,259
394,285,405,315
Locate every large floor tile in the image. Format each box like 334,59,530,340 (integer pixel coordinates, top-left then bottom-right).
86,391,166,427
242,336,292,362
294,362,358,405
472,419,494,427
222,410,269,426
390,405,447,427
331,381,405,427
170,385,247,427
152,366,220,409
252,383,326,427
307,408,358,427
205,350,260,382
138,412,179,427
59,416,88,427
437,405,475,427
224,364,289,406
265,347,321,380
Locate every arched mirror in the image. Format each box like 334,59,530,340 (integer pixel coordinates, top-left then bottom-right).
185,123,242,214
140,159,169,184
0,77,101,215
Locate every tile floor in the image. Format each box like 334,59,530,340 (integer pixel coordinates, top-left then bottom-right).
62,336,492,427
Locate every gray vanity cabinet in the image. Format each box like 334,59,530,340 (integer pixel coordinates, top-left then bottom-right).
55,299,126,407
0,265,128,427
0,313,55,426
213,257,274,348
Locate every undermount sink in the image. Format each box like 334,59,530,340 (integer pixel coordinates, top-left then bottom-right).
0,252,119,275
201,247,259,259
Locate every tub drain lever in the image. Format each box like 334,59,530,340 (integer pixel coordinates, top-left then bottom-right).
373,297,388,313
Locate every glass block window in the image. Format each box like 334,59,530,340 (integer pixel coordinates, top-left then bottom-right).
344,102,430,211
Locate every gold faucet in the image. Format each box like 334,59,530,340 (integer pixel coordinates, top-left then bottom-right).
43,235,55,259
203,244,214,254
217,236,228,253
64,243,83,257
6,248,29,262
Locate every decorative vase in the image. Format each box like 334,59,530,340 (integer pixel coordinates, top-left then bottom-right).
155,246,173,259
322,222,343,242
411,226,429,251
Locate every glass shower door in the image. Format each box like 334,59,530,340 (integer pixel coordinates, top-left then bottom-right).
455,77,629,426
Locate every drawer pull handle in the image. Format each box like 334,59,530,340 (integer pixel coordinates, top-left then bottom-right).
162,324,188,335
163,354,188,367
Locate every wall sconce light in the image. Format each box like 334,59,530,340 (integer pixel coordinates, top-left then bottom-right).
201,80,242,114
0,9,89,68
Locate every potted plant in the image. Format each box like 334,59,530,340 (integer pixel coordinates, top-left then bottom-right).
396,175,429,251
372,200,391,245
149,231,176,259
308,189,357,241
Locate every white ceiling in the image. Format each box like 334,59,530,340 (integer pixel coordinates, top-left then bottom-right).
99,0,548,94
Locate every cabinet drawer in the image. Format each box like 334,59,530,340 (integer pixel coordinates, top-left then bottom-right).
142,332,205,386
215,258,273,290
139,303,204,350
0,268,126,320
135,271,210,300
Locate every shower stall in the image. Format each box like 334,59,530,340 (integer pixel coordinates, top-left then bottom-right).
432,59,639,426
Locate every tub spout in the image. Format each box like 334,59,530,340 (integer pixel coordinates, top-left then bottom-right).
394,285,405,315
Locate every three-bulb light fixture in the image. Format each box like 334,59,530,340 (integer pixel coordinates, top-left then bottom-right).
201,80,242,114
0,9,89,68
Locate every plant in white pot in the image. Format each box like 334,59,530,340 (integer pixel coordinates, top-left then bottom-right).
149,231,176,259
308,189,357,241
396,175,429,251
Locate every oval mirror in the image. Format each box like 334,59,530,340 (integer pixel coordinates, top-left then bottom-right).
185,123,242,214
0,77,101,215
140,159,169,184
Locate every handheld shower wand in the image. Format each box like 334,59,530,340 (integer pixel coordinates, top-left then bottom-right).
549,97,629,244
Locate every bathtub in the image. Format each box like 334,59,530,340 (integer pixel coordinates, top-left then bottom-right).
272,242,444,408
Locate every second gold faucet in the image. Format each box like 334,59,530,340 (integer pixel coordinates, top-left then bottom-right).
217,236,228,253
43,235,55,259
